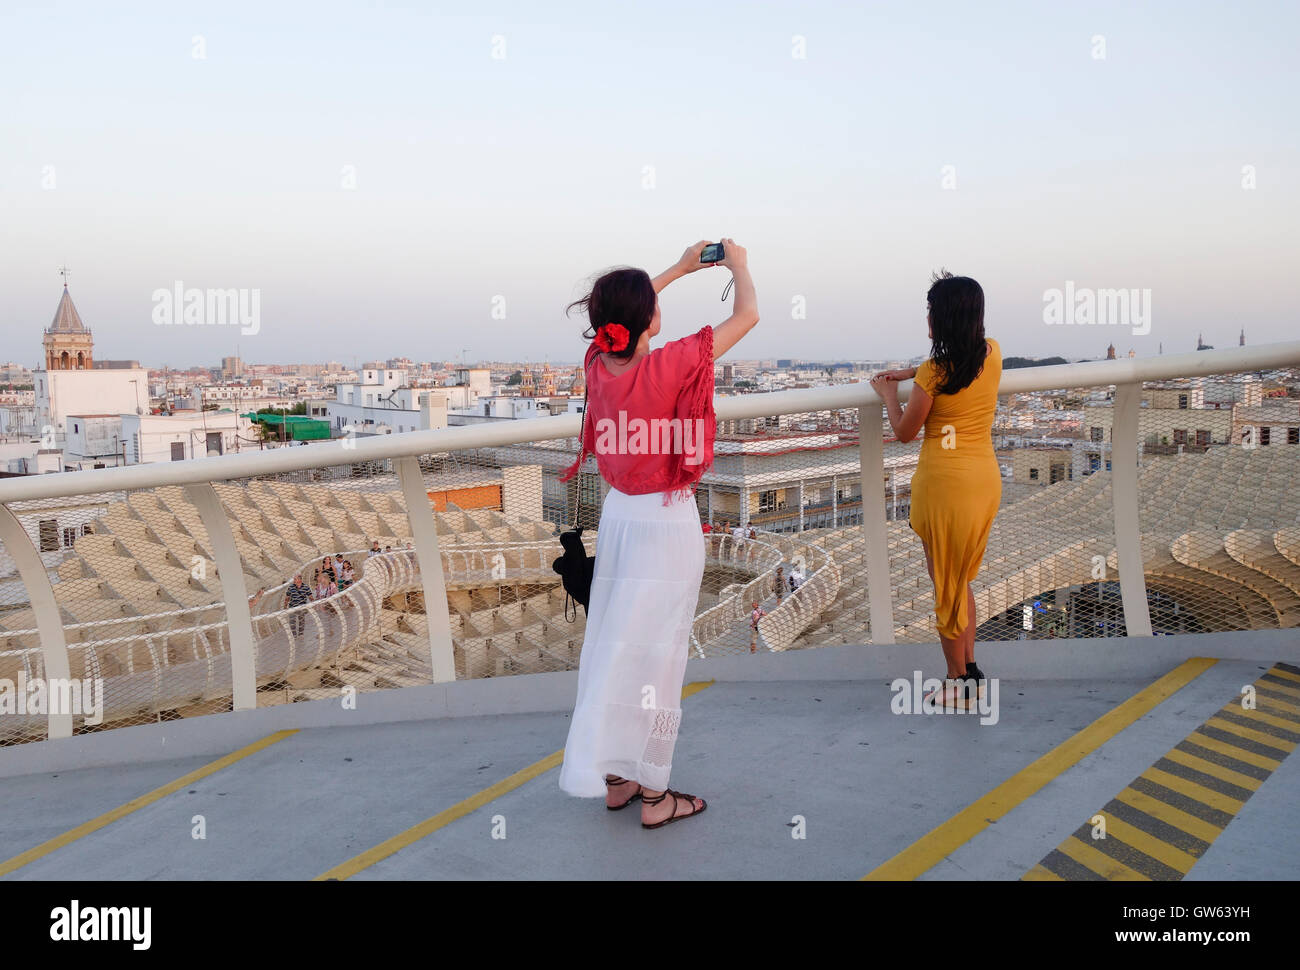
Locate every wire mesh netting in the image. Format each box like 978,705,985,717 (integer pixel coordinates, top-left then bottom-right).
1127,381,1300,634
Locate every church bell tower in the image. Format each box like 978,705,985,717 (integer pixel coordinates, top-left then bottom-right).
43,268,94,370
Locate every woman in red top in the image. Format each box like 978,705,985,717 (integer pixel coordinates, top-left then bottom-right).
557,239,759,829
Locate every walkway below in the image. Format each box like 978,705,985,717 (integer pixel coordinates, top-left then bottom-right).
2,631,1297,880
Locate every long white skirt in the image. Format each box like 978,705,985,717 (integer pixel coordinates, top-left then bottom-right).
558,485,706,797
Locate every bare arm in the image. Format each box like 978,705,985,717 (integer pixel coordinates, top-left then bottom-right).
870,374,932,443
711,238,758,361
652,240,717,293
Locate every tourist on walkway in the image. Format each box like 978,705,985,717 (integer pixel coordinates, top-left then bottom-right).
284,573,312,638
871,271,1000,710
749,600,766,653
558,239,758,829
315,570,337,601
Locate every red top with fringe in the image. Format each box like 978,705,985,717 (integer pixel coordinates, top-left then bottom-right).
558,325,716,506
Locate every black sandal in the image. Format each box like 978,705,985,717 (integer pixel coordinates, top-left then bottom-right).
604,775,642,811
641,789,707,829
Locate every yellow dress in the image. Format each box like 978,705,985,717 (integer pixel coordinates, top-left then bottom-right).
908,339,1002,639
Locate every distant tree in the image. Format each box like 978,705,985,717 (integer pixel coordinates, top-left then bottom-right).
735,379,757,389
506,370,523,386
258,401,307,417
1003,356,1069,369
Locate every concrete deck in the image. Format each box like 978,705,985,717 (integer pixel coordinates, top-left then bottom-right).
2,630,1297,880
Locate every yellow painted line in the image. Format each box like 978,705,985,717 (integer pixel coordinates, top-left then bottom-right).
1098,814,1198,873
1144,766,1246,814
1056,835,1149,880
1188,730,1283,771
861,658,1216,880
316,681,716,881
1268,667,1300,685
1113,788,1224,845
680,680,714,701
0,729,299,879
1163,747,1263,792
1022,863,1064,881
1203,715,1297,751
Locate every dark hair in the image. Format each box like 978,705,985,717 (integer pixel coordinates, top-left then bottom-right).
926,269,985,395
567,267,655,361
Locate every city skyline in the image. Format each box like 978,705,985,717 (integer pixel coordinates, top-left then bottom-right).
3,1,1297,366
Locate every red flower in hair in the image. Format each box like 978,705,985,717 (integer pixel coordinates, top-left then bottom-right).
594,323,630,353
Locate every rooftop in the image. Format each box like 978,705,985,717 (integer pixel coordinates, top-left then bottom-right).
45,285,88,334
2,631,1296,880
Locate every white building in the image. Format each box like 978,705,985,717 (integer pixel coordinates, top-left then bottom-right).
450,395,551,421
64,414,128,469
0,442,59,476
122,410,249,463
320,381,449,436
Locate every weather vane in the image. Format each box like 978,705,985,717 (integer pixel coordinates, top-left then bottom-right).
58,265,71,287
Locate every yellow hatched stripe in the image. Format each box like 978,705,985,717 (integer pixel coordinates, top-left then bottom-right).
1026,663,1300,882
1163,747,1263,791
1187,730,1283,771
1143,766,1246,813
1097,814,1199,874
1056,836,1150,880
1229,705,1300,731
1112,787,1225,845
1022,863,1064,881
1259,678,1300,698
1257,696,1300,719
1202,716,1296,753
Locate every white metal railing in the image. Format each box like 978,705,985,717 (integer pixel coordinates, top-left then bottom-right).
1,339,1298,743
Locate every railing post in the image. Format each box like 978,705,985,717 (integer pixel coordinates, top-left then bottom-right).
185,483,258,710
856,407,896,643
0,502,73,739
395,456,457,682
1110,382,1153,636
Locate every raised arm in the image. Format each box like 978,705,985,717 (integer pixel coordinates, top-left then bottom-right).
711,238,758,361
651,240,717,293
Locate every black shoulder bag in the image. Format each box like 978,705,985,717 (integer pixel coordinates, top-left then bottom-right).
553,369,595,621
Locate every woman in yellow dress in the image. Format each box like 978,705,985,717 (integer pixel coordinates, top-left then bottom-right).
871,271,1001,709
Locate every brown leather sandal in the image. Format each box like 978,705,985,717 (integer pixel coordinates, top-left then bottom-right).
641,789,707,829
604,775,642,811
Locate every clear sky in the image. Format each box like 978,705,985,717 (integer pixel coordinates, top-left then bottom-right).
2,0,1296,368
